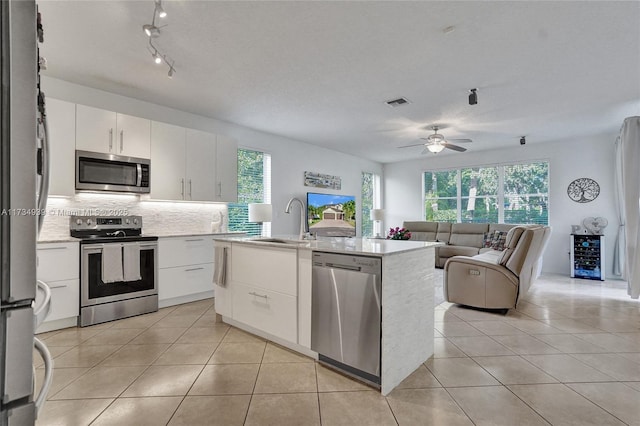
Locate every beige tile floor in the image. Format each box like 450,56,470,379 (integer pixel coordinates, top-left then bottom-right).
34,274,640,425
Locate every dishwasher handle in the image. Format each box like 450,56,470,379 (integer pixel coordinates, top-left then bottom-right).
324,262,362,272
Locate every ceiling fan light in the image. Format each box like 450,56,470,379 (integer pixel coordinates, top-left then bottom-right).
427,144,445,153
429,133,445,144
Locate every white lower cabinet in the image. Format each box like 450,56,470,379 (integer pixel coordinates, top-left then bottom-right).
45,279,80,323
158,263,214,302
158,236,215,307
36,242,80,330
232,283,297,342
218,242,300,345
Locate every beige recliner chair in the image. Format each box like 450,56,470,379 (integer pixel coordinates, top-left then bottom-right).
443,225,551,309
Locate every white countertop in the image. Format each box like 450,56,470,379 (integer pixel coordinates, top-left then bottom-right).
37,231,245,244
215,235,440,256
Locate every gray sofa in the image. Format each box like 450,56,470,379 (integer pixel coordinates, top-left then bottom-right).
402,221,516,268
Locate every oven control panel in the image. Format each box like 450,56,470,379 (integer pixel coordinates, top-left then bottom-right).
70,215,142,231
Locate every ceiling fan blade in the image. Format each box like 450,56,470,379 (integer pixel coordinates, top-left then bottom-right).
444,143,467,152
398,142,428,148
446,138,473,143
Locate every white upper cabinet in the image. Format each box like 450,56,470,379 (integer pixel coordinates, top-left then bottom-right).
186,129,216,202
75,105,150,158
215,134,238,202
150,121,237,203
75,104,116,154
46,98,75,196
115,113,151,159
150,121,186,201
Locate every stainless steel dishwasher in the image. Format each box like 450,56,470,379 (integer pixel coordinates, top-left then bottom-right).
311,251,382,386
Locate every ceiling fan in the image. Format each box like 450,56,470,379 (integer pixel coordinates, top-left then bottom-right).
399,126,472,154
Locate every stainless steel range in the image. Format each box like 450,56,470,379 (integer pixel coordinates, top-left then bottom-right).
71,216,158,327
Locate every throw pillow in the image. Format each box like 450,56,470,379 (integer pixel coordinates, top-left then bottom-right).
482,232,494,248
491,230,508,251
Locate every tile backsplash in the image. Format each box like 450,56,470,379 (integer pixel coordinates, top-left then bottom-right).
40,194,228,240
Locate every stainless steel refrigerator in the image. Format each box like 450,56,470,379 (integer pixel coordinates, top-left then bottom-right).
1,0,54,424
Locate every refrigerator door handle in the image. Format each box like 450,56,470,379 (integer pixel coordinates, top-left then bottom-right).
34,280,51,328
32,337,53,417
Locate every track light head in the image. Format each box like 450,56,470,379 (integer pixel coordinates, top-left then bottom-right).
156,1,167,18
167,67,175,78
468,88,478,105
153,51,162,64
143,24,160,38
520,136,526,145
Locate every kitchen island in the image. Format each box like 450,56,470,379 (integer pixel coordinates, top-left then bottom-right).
213,236,439,395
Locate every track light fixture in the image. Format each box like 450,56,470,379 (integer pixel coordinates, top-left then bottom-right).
142,0,176,78
155,0,167,18
520,136,526,145
468,88,478,105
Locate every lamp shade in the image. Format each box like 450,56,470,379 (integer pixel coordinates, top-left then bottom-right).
370,208,385,221
248,203,272,223
427,143,445,153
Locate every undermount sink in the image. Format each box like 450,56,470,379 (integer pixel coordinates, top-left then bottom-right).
249,237,308,245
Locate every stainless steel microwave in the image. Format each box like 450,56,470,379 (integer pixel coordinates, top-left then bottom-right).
76,150,150,193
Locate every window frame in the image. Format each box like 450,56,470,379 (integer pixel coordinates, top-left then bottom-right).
228,147,272,237
422,159,550,225
361,171,381,237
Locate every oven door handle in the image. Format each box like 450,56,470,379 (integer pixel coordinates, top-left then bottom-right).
82,242,157,250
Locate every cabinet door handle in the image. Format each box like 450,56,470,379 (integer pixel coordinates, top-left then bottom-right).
48,283,68,289
180,178,185,198
249,291,268,299
189,179,192,199
120,130,124,152
109,128,113,151
185,267,204,272
37,246,68,251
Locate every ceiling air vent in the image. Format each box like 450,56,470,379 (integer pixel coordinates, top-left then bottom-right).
385,97,410,107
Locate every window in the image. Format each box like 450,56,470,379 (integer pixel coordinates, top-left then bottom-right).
361,172,381,237
461,167,499,223
423,161,548,225
503,162,549,225
424,170,458,222
228,148,272,236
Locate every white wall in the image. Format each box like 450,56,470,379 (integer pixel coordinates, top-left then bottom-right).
383,134,619,276
42,77,383,236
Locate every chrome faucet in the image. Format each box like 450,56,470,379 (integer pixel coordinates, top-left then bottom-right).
285,197,308,240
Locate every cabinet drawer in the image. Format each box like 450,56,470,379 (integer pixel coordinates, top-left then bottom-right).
232,283,297,343
231,244,297,296
158,263,214,301
46,279,79,322
37,243,79,282
159,237,214,268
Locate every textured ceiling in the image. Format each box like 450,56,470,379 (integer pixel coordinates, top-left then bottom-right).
38,1,640,163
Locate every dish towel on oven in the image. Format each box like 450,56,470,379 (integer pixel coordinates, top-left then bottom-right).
102,245,124,283
123,243,142,282
213,246,227,286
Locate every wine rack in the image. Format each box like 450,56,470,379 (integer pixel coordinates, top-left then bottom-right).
570,234,605,281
